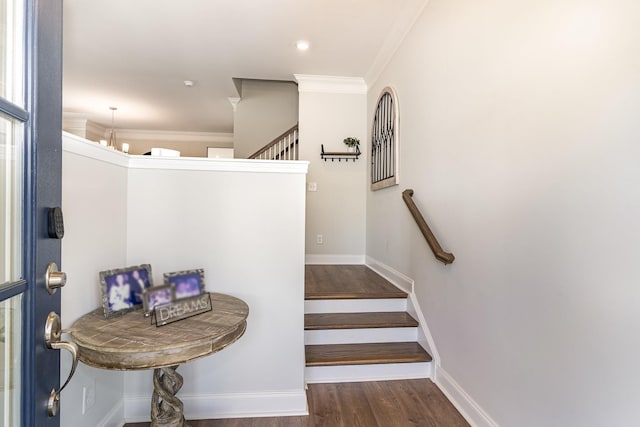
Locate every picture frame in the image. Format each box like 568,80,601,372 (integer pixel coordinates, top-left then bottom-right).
163,269,205,300
142,284,175,316
99,264,153,318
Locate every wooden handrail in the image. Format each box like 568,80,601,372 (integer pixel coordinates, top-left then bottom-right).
248,123,299,159
402,189,455,265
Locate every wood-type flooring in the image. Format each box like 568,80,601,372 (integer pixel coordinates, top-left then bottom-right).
124,379,469,427
305,265,407,299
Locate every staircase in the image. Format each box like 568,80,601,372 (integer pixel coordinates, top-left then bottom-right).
305,265,433,383
248,124,298,160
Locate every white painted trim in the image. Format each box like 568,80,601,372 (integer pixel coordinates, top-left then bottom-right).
361,259,497,427
128,156,309,174
115,129,233,144
365,256,441,365
364,0,431,86
124,390,308,422
87,121,108,140
305,254,365,264
305,362,432,384
407,292,440,366
305,327,418,345
305,298,407,314
63,114,232,144
294,74,367,94
95,399,125,427
63,131,129,168
365,255,413,293
228,97,241,112
435,367,499,427
62,132,309,174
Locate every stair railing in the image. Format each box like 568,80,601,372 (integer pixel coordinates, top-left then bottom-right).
249,124,299,160
402,189,455,265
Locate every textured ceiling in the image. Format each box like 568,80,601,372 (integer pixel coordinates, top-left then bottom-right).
63,0,426,133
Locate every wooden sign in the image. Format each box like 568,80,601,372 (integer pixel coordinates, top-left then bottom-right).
152,293,212,326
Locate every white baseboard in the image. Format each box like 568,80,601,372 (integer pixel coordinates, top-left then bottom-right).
365,256,414,293
96,399,125,427
365,256,439,364
305,254,365,264
306,362,432,384
124,390,308,422
435,367,499,427
407,292,440,365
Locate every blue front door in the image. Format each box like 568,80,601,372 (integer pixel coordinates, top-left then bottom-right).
0,0,63,425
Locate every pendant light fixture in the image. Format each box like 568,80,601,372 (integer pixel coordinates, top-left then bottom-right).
107,106,118,150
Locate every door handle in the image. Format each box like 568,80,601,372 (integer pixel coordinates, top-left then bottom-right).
44,311,79,417
45,262,67,294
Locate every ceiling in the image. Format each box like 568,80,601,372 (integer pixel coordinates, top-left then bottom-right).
63,0,426,133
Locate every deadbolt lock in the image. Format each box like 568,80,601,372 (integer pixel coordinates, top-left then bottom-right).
45,262,67,294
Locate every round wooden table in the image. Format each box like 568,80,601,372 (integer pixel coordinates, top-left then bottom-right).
69,292,249,427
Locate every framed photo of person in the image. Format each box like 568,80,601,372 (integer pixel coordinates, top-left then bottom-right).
99,264,153,318
163,269,205,300
142,284,175,316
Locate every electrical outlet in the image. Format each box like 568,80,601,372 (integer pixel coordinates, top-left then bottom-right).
317,234,323,245
308,182,317,192
82,378,96,415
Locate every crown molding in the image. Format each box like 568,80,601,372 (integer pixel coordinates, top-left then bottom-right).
228,97,241,112
294,75,367,95
87,121,108,139
364,0,430,86
114,129,233,144
63,112,233,144
63,112,108,140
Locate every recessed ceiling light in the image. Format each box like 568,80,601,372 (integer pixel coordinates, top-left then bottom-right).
184,80,195,87
296,40,310,51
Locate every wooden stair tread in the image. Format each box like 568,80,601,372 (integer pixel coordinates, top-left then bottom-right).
305,342,432,367
305,312,418,330
305,265,407,300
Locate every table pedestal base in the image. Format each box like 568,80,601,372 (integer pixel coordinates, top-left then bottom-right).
151,365,190,427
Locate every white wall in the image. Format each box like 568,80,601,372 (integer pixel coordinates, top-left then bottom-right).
123,157,308,420
366,1,640,426
60,134,308,423
233,80,299,159
61,133,128,427
297,76,367,262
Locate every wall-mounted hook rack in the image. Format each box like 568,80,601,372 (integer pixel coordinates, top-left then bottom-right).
320,144,360,162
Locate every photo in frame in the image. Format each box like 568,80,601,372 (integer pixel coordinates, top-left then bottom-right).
142,284,175,316
99,264,153,318
163,269,205,300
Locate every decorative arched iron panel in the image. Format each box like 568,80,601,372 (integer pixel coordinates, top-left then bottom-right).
371,87,399,190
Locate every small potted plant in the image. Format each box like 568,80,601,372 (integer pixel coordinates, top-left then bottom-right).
343,137,360,153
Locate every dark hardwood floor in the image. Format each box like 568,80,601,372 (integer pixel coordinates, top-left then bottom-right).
305,265,407,300
124,379,469,427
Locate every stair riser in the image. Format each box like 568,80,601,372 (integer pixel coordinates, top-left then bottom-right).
305,362,433,384
305,327,418,345
305,298,407,314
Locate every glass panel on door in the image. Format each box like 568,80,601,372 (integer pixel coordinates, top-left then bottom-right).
0,113,23,426
0,0,25,417
0,0,25,106
0,294,21,426
0,114,22,288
